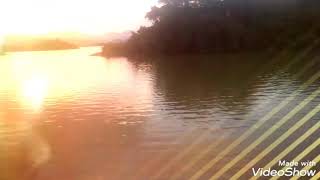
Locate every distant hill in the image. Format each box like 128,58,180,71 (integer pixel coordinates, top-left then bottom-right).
60,31,132,46
3,31,132,52
4,37,78,52
102,31,132,42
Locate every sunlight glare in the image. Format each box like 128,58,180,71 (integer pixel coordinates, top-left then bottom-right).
0,36,3,46
0,0,157,35
0,31,4,47
21,76,49,111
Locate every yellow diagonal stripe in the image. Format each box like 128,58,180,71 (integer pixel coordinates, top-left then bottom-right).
290,155,320,180
189,70,320,180
259,29,318,71
170,135,227,180
164,39,319,180
145,35,318,180
209,86,320,180
310,171,320,180
148,45,315,180
270,138,320,180
170,56,318,180
250,121,320,180
230,103,320,179
150,127,223,179
131,127,199,180
151,54,310,179
280,39,320,70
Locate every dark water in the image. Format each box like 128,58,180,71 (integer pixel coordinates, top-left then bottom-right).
0,47,319,180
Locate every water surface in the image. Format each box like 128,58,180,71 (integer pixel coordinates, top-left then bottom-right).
0,47,319,180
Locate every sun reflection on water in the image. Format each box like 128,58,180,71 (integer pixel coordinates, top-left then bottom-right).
0,47,157,179
20,76,49,112
0,47,156,118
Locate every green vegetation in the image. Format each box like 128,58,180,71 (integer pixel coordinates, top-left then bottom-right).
102,0,320,57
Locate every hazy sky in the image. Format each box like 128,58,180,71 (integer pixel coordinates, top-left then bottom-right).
0,0,158,35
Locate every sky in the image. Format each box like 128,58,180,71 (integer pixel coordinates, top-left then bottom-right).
0,0,158,35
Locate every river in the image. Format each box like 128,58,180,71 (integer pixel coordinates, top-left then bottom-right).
0,47,319,180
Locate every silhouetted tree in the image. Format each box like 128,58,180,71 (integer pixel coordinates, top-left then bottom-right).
103,0,320,57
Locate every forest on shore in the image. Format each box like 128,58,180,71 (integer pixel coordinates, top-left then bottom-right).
102,0,320,57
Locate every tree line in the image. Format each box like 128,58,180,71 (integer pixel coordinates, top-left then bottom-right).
102,0,320,57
